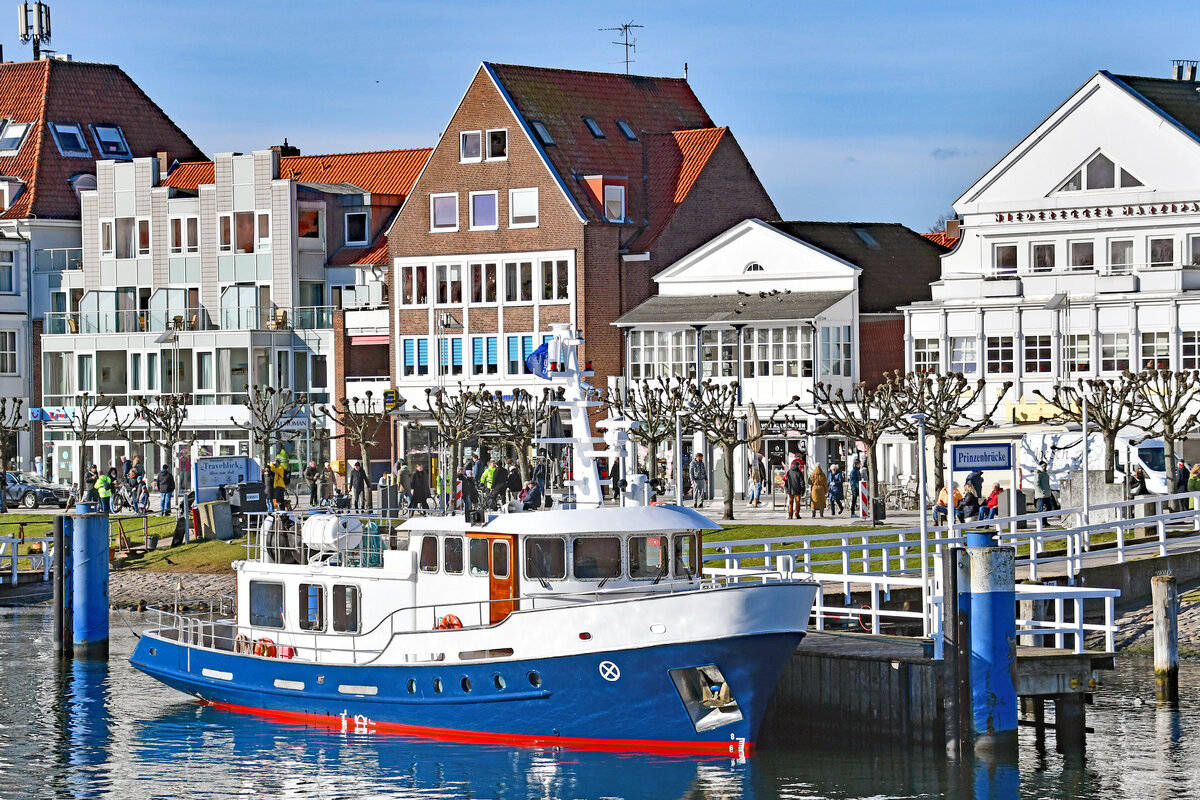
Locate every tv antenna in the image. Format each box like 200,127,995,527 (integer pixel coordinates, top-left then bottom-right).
18,2,51,60
600,21,642,74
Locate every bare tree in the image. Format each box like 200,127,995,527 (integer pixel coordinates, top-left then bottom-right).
928,211,957,235
0,397,29,473
1128,369,1200,492
112,393,197,475
230,386,308,468
420,382,487,481
895,372,1012,499
477,388,554,482
1033,374,1141,483
683,380,801,521
64,392,114,496
604,375,684,479
810,377,913,501
315,395,387,485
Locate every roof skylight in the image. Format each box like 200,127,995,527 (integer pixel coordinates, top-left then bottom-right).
583,116,605,139
530,120,554,146
615,119,637,141
0,122,30,155
50,122,90,156
92,124,131,159
852,227,880,249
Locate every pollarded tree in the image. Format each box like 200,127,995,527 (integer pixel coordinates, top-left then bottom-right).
1128,369,1200,492
65,392,114,495
112,393,197,477
0,397,29,474
1033,373,1142,483
895,372,1012,500
683,379,802,521
315,395,388,486
420,382,487,484
230,386,308,468
810,377,914,501
477,388,555,482
604,375,684,480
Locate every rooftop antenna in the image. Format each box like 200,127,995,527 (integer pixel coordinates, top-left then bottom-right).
18,2,51,61
599,20,642,74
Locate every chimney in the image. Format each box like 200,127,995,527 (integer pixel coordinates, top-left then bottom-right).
156,151,169,177
271,137,300,157
1172,60,1198,81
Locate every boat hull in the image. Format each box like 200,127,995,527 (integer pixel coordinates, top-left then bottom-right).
130,630,803,756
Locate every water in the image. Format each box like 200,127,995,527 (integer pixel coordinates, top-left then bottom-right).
2,607,1199,800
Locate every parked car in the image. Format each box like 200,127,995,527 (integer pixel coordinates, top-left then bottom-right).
4,472,70,509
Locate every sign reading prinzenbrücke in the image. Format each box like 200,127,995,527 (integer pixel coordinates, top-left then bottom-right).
951,443,1012,471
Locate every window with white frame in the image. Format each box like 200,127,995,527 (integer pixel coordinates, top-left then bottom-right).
77,354,93,393
402,338,429,377
540,259,569,301
1190,235,1200,267
504,261,532,302
1069,240,1094,270
471,336,498,375
1100,332,1129,372
1066,334,1090,373
985,336,1014,374
1141,331,1170,370
507,334,535,375
170,216,199,255
913,338,940,373
196,351,214,392
743,326,804,378
820,325,852,378
700,329,740,378
437,337,464,376
1149,238,1174,268
460,131,482,162
107,217,146,259
222,211,270,254
1024,335,1052,374
629,330,697,380
509,187,538,228
431,193,458,232
950,336,977,375
1109,239,1133,275
0,331,16,374
469,191,498,230
0,251,12,293
1183,331,1200,369
129,352,141,391
0,122,30,155
137,219,150,256
1032,243,1055,273
470,262,498,303
436,263,463,304
993,244,1017,276
400,265,428,305
1059,152,1143,192
91,124,131,159
345,211,368,246
604,185,625,222
49,122,89,156
486,129,507,160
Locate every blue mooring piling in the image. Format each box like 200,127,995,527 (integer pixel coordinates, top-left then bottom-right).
69,502,109,659
966,530,1018,757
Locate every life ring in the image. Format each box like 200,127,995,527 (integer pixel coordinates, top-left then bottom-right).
253,637,277,657
233,633,252,654
435,614,463,630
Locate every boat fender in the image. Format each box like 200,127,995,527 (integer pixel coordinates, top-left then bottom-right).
435,614,463,630
234,634,252,654
253,637,277,657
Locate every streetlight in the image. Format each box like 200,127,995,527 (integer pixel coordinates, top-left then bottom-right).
1045,292,1090,527
912,412,931,637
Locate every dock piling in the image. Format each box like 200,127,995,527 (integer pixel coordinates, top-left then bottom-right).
52,515,65,656
1151,574,1179,703
70,503,109,659
967,539,1018,758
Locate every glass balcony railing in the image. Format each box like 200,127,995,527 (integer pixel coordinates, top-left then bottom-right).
44,306,336,335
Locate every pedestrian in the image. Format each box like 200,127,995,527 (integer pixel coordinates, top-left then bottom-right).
784,459,805,519
266,457,288,510
493,459,509,504
96,468,115,515
1175,460,1190,512
305,460,319,506
480,460,499,509
848,458,861,517
1033,461,1054,515
473,452,487,483
958,483,980,522
1189,464,1200,510
689,453,708,509
828,463,845,515
349,461,367,512
120,454,132,485
532,457,547,497
610,457,622,500
320,462,335,506
1127,467,1149,500
397,463,413,509
965,469,984,498
156,464,175,515
808,463,828,518
460,467,478,519
505,458,522,503
747,457,763,508
520,480,543,511
135,476,150,514
84,465,100,502
983,482,1002,520
411,463,431,512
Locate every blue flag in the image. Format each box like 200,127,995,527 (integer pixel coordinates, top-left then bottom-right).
525,343,551,379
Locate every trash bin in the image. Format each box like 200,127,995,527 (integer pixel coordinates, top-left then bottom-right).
871,498,886,524
233,481,268,513
198,499,235,540
998,489,1028,529
378,477,398,517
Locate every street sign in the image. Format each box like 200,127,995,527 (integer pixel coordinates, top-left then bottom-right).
384,390,398,411
951,443,1012,472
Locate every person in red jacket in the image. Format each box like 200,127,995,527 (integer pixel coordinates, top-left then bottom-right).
983,482,1002,520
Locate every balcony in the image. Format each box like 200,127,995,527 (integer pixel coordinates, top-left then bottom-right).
344,375,391,410
44,306,335,335
34,248,82,273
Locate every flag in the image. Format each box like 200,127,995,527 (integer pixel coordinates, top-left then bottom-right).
525,343,551,379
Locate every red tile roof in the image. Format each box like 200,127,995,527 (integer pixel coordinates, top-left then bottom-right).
328,237,391,266
922,231,958,249
162,148,432,198
486,63,714,225
0,59,204,220
632,127,727,250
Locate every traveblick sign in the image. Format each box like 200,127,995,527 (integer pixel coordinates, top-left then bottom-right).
951,443,1012,471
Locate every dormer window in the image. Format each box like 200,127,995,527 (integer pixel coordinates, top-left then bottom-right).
0,122,29,155
345,211,368,246
583,116,605,139
530,120,554,146
460,131,482,163
50,123,89,156
91,124,131,159
68,173,95,201
0,178,24,211
604,184,625,222
615,119,637,141
1058,152,1143,192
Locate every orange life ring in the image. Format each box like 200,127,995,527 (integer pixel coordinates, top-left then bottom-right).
253,637,277,657
435,614,463,630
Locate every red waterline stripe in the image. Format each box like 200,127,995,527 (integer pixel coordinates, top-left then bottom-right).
205,700,753,757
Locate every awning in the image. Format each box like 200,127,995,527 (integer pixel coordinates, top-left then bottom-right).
350,335,389,346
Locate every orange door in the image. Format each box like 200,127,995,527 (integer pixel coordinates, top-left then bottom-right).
488,535,517,624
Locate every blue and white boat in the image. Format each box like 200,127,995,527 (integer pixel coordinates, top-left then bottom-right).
130,326,818,756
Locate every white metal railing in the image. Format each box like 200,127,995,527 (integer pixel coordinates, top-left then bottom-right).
0,534,54,585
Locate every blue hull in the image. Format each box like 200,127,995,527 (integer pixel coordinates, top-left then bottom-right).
130,631,803,755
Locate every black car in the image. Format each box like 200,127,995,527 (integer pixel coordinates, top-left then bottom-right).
4,472,70,509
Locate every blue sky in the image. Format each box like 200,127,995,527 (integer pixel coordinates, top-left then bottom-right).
20,0,1200,230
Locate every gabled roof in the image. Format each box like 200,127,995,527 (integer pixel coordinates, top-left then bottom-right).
626,127,727,251
767,222,948,314
162,148,432,198
1107,73,1200,145
614,290,850,327
485,62,715,233
922,231,959,249
0,58,204,220
328,238,390,267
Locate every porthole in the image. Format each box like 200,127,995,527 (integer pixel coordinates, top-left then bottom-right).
493,673,507,690
406,678,416,694
433,678,444,694
149,648,156,656
527,671,542,688
461,676,472,693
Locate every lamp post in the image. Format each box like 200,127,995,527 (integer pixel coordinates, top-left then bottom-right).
912,412,931,637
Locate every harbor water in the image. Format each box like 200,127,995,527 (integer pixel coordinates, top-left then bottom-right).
2,606,1199,799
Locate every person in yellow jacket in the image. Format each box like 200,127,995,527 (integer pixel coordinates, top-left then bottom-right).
808,464,828,518
95,468,115,515
266,459,288,510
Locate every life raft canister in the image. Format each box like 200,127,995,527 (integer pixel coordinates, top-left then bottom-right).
234,634,252,654
435,614,463,630
253,637,277,657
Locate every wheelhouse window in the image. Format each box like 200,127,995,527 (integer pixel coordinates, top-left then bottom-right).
486,129,507,160
444,536,464,575
573,536,621,580
332,585,359,633
492,540,510,579
249,581,284,628
420,535,439,572
299,583,325,631
629,536,668,580
469,538,489,576
673,533,699,578
525,537,566,581
460,130,482,162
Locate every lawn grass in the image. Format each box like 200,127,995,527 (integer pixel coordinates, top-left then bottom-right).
119,536,251,574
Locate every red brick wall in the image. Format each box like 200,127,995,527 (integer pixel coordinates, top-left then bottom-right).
346,343,389,378
859,316,905,388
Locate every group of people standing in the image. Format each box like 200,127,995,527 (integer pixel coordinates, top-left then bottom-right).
782,457,863,520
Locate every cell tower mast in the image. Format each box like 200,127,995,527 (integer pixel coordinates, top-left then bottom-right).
18,2,52,60
599,21,643,74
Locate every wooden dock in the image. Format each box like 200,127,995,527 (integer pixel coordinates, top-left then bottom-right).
762,631,1112,752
